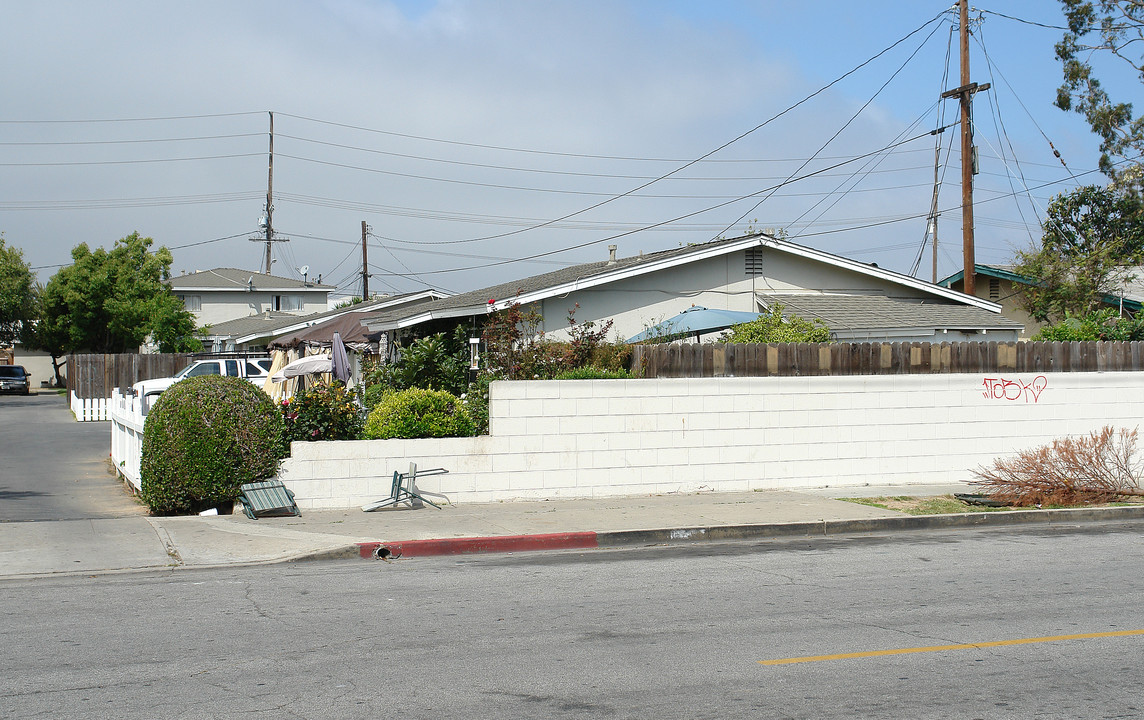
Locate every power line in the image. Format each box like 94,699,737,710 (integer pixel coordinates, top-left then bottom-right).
275,131,931,180
0,111,264,124
0,133,264,147
363,126,961,277
977,9,1068,31
0,152,263,167
0,191,263,211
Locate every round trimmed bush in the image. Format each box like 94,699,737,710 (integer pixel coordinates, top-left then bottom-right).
363,387,474,439
140,375,286,514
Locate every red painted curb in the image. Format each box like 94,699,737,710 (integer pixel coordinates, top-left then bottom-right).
358,531,599,558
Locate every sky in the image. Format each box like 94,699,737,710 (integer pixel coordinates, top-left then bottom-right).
0,1,1130,299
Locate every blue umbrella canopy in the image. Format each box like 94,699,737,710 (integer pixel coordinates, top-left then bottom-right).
627,306,762,343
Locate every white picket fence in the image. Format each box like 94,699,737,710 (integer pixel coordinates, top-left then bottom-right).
70,391,112,421
109,389,146,492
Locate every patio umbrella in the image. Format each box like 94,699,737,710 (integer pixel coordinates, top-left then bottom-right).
331,331,351,384
270,353,333,383
263,350,289,401
626,306,762,343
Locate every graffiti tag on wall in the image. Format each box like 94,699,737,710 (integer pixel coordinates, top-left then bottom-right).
981,375,1048,403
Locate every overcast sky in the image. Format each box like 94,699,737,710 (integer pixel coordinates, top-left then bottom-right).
0,1,1123,298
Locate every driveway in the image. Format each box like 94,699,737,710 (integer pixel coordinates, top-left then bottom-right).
0,391,147,522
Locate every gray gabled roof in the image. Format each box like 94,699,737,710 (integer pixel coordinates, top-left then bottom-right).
199,290,449,342
760,294,1024,333
170,268,334,292
199,312,304,339
362,234,1000,334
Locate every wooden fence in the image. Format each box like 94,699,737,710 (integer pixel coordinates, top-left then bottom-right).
67,353,193,399
631,341,1144,378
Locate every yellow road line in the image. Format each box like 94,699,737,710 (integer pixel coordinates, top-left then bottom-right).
759,629,1144,666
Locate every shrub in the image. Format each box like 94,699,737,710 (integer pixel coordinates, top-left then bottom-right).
281,382,363,444
552,366,632,380
1032,308,1144,341
972,426,1144,506
720,304,830,343
140,375,286,515
360,383,393,411
462,374,496,435
363,387,475,439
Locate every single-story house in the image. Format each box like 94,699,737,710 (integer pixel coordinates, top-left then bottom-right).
361,233,1022,348
938,264,1144,340
199,290,448,353
169,268,334,327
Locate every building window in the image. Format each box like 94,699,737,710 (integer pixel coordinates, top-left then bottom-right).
180,294,201,312
745,247,763,276
989,278,1000,301
275,295,303,311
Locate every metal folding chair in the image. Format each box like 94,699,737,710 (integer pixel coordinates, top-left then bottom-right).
362,463,448,511
239,480,301,519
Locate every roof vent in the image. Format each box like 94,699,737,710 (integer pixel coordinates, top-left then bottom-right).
608,245,617,265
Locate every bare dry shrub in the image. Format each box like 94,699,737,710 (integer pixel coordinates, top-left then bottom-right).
972,426,1144,506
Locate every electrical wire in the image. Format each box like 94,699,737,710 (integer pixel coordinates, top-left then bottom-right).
287,9,953,251
0,111,264,124
0,191,263,211
276,131,931,181
977,9,1068,31
274,111,928,164
356,127,960,277
910,22,957,277
0,133,264,147
717,14,948,241
0,152,263,167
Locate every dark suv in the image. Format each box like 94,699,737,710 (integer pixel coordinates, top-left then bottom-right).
0,365,31,395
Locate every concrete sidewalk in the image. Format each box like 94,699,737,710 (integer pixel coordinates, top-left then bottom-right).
6,482,1144,579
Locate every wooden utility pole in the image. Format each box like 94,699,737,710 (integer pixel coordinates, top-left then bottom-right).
941,0,988,296
252,111,287,274
264,112,275,274
361,220,369,300
929,142,942,284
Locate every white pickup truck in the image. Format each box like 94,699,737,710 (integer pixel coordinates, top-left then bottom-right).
132,357,274,399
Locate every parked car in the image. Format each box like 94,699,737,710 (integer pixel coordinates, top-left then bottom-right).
131,357,274,399
0,365,31,395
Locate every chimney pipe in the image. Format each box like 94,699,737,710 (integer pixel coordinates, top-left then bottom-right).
607,245,617,265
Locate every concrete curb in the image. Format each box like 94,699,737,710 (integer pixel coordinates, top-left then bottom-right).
345,505,1144,560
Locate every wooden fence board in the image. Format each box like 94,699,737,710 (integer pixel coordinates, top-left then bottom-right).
630,341,1144,379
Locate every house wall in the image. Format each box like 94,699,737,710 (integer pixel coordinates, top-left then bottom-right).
277,371,1141,509
181,290,330,326
10,347,60,387
950,276,1042,340
534,247,958,343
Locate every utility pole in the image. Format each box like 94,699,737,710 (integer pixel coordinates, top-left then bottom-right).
361,220,369,301
252,111,287,274
941,0,988,296
928,142,942,284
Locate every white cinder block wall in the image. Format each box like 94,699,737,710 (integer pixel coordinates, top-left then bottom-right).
278,372,1144,509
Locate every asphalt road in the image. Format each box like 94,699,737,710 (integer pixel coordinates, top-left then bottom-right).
0,392,145,522
2,521,1142,719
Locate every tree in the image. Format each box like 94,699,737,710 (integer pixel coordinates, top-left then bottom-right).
1033,308,1144,340
0,235,37,346
1055,0,1144,180
1014,184,1144,322
32,232,201,355
719,305,830,344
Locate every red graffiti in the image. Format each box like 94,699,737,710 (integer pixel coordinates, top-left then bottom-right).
981,375,1048,403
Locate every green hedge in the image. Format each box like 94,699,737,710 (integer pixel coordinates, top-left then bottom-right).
140,375,286,514
363,387,475,439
